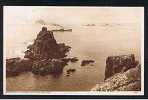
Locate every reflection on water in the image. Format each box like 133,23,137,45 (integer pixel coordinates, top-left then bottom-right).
6,23,141,91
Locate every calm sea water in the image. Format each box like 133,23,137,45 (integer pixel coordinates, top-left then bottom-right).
6,23,141,91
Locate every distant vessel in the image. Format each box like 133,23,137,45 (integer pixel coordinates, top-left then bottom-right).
84,24,95,26
51,28,72,32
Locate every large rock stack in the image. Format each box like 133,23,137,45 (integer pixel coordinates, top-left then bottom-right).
6,27,71,77
24,27,71,60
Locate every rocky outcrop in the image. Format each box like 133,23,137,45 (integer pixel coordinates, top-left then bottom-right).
24,27,71,60
91,54,141,91
81,60,95,66
105,54,138,79
66,68,76,77
6,27,72,77
32,59,66,75
6,58,33,77
61,57,78,63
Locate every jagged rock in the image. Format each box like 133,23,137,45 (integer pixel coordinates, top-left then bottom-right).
6,58,33,77
105,54,138,79
32,59,66,76
81,60,95,66
61,57,78,63
66,74,70,77
24,27,71,76
91,54,141,91
7,27,71,77
66,68,76,77
70,57,79,62
67,68,76,73
50,59,67,74
24,27,71,60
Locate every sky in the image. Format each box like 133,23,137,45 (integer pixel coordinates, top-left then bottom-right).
4,6,144,25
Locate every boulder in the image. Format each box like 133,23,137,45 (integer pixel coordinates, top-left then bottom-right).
32,59,65,76
61,57,78,63
67,68,76,73
6,58,33,77
70,57,79,63
81,60,95,66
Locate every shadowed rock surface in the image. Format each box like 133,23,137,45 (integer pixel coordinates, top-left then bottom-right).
91,54,141,91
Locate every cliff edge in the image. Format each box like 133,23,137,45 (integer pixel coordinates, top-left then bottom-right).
91,54,141,91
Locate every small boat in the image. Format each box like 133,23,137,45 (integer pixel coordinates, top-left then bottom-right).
84,24,96,26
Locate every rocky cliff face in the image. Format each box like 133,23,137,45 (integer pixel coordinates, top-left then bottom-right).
91,54,141,91
105,54,138,80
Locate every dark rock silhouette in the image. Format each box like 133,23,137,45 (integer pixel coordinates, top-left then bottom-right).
67,68,76,73
6,58,33,77
61,57,78,63
6,27,71,77
24,27,71,60
81,60,95,66
66,68,76,77
32,59,66,76
91,54,141,91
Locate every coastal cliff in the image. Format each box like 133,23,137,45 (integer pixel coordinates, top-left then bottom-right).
91,54,141,91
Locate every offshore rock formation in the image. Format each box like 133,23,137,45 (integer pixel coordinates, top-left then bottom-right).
61,57,79,63
32,59,66,76
6,27,71,77
81,60,95,66
24,27,71,60
6,58,33,77
91,54,141,91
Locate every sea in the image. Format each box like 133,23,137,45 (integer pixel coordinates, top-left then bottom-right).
5,23,141,91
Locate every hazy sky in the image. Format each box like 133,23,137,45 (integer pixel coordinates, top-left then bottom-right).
4,6,144,25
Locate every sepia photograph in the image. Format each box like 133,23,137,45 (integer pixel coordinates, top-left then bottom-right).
3,6,144,95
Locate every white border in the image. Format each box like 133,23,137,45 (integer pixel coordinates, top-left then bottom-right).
3,6,144,95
